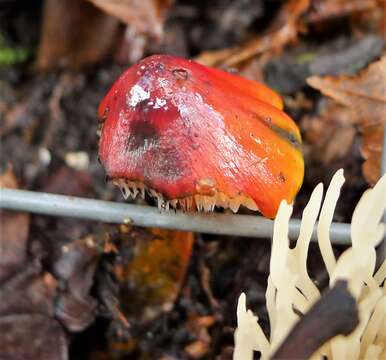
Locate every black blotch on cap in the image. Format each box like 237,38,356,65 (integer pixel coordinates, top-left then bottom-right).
127,101,159,151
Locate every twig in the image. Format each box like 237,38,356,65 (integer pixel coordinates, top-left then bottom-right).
271,280,359,360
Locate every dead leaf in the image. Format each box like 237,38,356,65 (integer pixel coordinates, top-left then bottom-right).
361,123,384,185
185,340,210,359
37,0,121,70
0,269,58,318
0,102,29,138
302,101,357,165
307,56,386,121
306,0,378,23
307,55,386,184
199,258,220,311
238,52,269,83
196,0,310,67
185,314,216,358
115,27,147,64
195,47,236,68
0,167,19,189
0,314,68,360
53,236,99,332
40,166,94,197
113,227,194,324
381,0,386,39
43,73,83,148
0,168,30,282
88,0,172,39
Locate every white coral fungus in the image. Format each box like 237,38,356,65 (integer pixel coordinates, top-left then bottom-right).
234,170,386,360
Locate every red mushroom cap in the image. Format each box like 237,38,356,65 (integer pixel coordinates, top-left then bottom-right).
98,55,304,218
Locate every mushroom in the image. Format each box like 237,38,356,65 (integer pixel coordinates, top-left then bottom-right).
98,55,304,218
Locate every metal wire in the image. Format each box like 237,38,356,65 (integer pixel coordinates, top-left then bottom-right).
0,128,385,245
0,188,352,243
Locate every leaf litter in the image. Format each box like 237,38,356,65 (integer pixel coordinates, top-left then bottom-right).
1,0,385,358
307,55,386,185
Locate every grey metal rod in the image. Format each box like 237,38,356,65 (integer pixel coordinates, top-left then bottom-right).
0,188,352,244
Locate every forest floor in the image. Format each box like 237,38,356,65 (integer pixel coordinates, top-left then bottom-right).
0,1,385,359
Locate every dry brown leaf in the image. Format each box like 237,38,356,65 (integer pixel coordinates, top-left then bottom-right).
88,0,172,39
37,0,120,70
381,0,386,38
113,227,194,324
54,236,99,332
185,313,216,358
185,340,210,359
0,168,30,282
238,53,268,82
0,167,19,189
41,166,94,197
307,56,386,123
302,101,357,165
361,122,384,184
196,0,310,67
307,55,386,185
195,47,237,68
0,315,68,360
306,0,378,22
